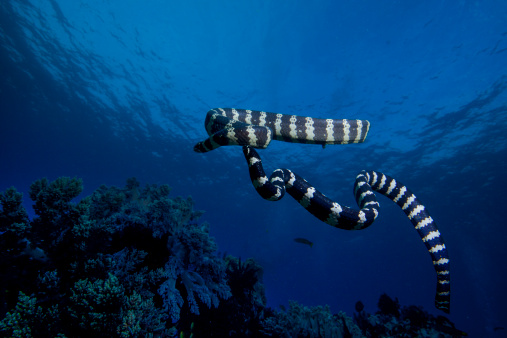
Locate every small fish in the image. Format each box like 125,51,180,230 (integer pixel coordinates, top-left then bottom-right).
294,237,313,248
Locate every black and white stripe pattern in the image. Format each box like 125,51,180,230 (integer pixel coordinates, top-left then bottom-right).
243,146,450,313
194,108,450,313
194,108,370,153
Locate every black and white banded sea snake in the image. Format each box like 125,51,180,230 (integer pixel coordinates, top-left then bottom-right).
194,108,450,313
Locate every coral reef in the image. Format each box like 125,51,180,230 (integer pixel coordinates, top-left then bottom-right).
0,177,464,337
0,177,229,336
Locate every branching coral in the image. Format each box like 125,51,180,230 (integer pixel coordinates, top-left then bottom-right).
0,292,62,338
0,187,30,239
29,177,83,224
0,187,32,273
157,220,231,322
117,291,169,338
27,177,88,263
69,273,125,334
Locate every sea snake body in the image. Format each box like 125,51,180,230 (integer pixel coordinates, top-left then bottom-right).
194,108,451,313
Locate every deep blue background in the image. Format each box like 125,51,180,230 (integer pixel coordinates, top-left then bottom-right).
1,1,506,336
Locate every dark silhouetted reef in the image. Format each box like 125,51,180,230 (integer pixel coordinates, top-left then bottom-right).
0,177,464,337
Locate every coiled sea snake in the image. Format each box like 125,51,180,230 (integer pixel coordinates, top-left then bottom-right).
194,108,450,313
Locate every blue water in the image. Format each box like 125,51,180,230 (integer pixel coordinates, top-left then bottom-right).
1,0,506,336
